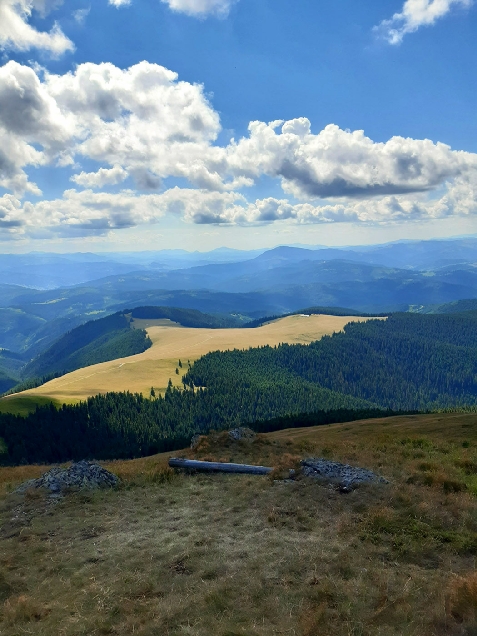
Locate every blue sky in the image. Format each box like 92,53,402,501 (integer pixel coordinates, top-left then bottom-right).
0,0,476,252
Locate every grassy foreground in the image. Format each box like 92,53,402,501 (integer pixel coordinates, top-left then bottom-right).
1,413,477,635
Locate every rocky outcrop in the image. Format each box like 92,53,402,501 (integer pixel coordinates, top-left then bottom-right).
190,434,202,449
228,427,256,442
301,458,388,492
16,461,119,494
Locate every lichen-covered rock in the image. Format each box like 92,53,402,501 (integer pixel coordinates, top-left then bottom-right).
16,461,119,494
301,458,388,492
228,427,256,442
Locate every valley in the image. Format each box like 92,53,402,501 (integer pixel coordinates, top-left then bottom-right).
1,313,373,412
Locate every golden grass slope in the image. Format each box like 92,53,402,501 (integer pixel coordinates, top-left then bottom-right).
1,314,375,409
1,412,477,635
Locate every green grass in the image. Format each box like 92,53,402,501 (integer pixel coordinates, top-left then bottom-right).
1,413,477,635
0,395,63,416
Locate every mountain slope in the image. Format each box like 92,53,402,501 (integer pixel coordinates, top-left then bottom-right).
3,314,372,410
130,306,239,328
187,311,477,412
23,312,152,379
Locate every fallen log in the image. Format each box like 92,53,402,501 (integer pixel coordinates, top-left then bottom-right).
168,458,273,475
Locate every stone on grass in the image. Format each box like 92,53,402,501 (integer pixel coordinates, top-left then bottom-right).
228,427,256,442
16,460,119,494
190,434,202,449
301,458,388,492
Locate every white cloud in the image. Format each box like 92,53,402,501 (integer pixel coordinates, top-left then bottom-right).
0,0,73,55
0,60,75,194
108,0,131,6
0,188,246,238
1,60,477,238
73,7,90,24
0,193,24,229
8,61,474,206
3,174,477,240
0,60,223,196
71,165,128,188
161,0,235,17
375,0,473,44
0,188,168,238
226,119,477,201
48,61,223,190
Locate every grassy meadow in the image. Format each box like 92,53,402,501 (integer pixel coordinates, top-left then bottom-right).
1,412,477,635
0,314,376,412
0,395,64,417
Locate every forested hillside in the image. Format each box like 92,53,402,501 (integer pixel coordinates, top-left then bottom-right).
420,298,477,314
0,371,16,394
0,389,375,464
3,311,477,465
130,306,238,328
187,311,477,411
23,312,152,379
0,350,26,393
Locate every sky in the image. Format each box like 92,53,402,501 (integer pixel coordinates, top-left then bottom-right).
0,0,476,252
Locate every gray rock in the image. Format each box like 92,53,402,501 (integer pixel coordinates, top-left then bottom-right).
16,461,119,494
190,434,202,449
301,458,388,492
228,427,256,442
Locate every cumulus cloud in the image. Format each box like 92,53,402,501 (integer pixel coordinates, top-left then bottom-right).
1,60,477,238
0,193,24,229
108,0,131,6
0,188,169,238
0,0,73,54
0,60,75,194
5,60,474,206
226,119,477,201
3,173,477,240
161,0,235,17
0,188,243,238
71,166,128,188
48,61,223,189
0,60,224,196
375,0,473,44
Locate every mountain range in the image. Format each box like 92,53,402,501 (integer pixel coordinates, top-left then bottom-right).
1,235,477,391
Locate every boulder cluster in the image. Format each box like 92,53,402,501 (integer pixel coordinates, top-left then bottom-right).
16,460,119,494
301,458,388,492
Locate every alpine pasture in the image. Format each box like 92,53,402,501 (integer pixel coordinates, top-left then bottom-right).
0,314,377,412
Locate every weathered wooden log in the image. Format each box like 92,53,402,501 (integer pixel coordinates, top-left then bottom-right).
168,458,273,475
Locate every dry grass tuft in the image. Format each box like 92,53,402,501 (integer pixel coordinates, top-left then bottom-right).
0,464,49,497
2,594,51,625
447,572,477,626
